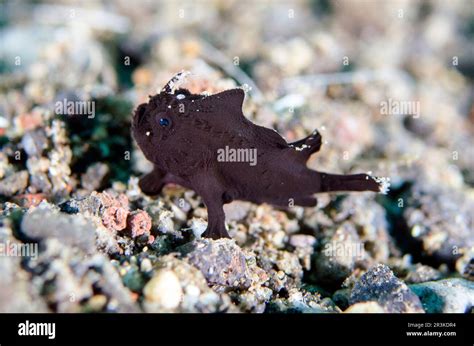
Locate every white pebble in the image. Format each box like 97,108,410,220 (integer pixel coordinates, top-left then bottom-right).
143,270,183,309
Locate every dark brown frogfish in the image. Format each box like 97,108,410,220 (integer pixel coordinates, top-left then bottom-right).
132,71,389,239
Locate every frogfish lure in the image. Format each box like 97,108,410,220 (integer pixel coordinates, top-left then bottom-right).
132,71,389,239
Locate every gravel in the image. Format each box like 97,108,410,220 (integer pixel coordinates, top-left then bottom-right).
349,264,424,313
0,0,472,315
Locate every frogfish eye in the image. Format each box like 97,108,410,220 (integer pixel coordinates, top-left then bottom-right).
159,117,170,127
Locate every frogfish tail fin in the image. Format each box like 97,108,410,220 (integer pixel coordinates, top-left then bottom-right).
318,172,390,194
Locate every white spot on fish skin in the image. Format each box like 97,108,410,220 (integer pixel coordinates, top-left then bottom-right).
146,131,151,136
176,94,185,100
295,144,310,151
168,105,171,108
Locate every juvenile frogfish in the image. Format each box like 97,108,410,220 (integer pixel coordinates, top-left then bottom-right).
132,71,388,239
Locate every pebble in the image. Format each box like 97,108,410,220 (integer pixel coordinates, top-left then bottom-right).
140,258,153,273
81,163,110,191
126,210,152,238
21,202,96,254
410,279,474,313
181,239,250,288
102,206,129,232
289,234,316,248
456,251,474,281
21,129,48,157
345,301,385,313
350,264,424,313
404,183,474,264
404,264,442,284
143,270,183,309
0,171,29,197
313,223,364,285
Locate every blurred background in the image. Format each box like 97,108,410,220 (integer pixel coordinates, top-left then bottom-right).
0,0,473,313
